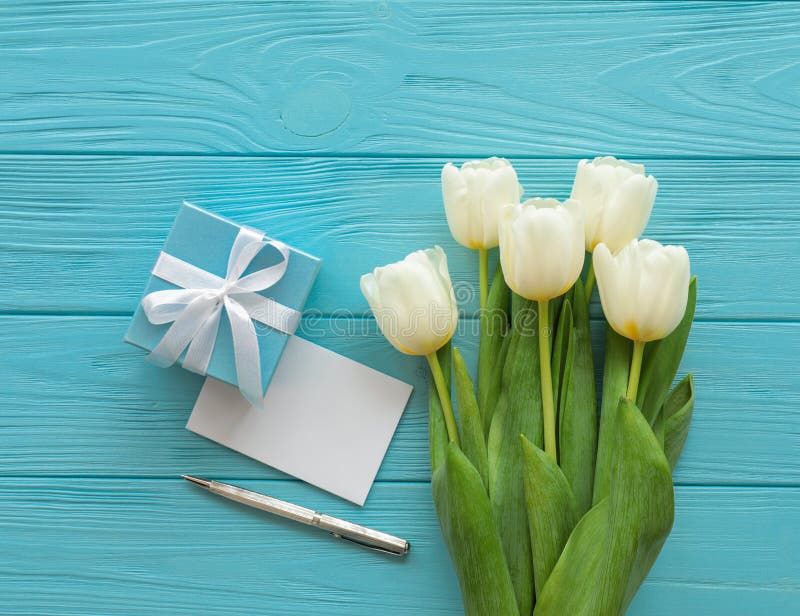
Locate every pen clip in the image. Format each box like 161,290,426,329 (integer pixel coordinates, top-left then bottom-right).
329,531,406,556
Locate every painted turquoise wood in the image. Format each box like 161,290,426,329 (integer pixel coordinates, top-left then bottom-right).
1,480,798,615
3,316,799,486
3,156,799,319
1,1,798,614
1,2,799,157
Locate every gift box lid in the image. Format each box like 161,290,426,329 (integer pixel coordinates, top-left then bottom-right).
124,202,320,397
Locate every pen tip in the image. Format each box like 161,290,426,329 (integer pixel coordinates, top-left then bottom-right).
182,475,212,488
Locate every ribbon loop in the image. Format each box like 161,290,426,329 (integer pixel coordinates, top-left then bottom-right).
141,226,300,408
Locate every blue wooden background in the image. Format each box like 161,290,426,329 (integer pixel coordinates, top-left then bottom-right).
1,1,799,614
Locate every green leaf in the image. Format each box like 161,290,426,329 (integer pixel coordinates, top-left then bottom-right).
663,374,695,470
429,342,452,475
548,293,564,354
432,443,520,616
558,280,597,515
532,499,610,615
551,299,573,415
597,399,675,613
652,408,666,451
487,295,542,616
592,326,631,505
453,347,490,491
479,262,510,417
535,399,675,615
482,333,512,437
521,435,579,597
637,277,697,425
510,289,528,322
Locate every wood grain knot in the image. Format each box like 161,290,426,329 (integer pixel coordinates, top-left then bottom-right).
282,83,351,138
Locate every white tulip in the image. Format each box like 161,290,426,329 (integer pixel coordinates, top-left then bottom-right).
498,198,585,302
594,239,690,343
441,157,523,249
571,156,658,253
360,246,458,356
498,197,585,461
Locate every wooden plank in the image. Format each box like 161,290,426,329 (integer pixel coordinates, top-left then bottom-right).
0,478,797,615
2,155,798,319
1,2,799,157
2,315,797,485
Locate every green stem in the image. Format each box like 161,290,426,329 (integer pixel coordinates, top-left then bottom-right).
538,299,557,462
627,340,645,402
584,256,595,305
478,248,489,312
427,351,460,446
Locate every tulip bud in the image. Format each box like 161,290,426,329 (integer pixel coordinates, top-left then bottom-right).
360,246,458,356
498,198,585,302
442,157,523,249
571,156,658,253
594,239,690,342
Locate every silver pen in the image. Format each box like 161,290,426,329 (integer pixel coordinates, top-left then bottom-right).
182,475,410,556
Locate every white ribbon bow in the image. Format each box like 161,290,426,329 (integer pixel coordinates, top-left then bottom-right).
141,225,300,408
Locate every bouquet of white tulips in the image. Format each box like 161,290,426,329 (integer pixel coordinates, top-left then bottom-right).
362,157,696,616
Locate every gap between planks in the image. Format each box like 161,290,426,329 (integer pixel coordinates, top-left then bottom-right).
1,152,800,161
0,476,797,489
1,311,798,325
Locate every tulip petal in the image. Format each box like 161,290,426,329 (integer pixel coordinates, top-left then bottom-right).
637,276,697,424
480,163,522,247
594,239,690,343
441,163,472,248
359,272,381,312
442,158,521,249
599,174,656,254
499,199,584,301
593,243,631,339
570,157,655,252
364,247,457,356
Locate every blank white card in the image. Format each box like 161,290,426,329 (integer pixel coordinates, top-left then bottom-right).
187,336,413,506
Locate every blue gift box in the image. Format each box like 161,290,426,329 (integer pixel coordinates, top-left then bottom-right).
125,202,320,399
